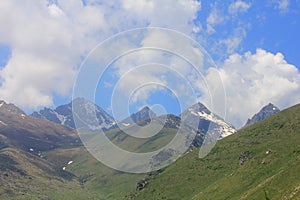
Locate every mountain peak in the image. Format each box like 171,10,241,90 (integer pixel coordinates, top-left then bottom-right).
181,102,236,139
0,100,26,116
120,106,156,125
245,103,280,127
188,102,211,114
264,103,280,111
72,97,89,104
138,106,152,114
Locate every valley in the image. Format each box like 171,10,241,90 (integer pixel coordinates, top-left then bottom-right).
0,99,299,199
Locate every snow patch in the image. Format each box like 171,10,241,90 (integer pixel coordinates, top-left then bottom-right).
53,111,68,125
189,110,236,138
0,102,4,108
67,161,73,165
122,123,130,127
0,120,7,126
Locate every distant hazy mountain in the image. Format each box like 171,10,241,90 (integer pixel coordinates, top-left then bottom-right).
119,106,156,127
181,102,236,139
245,103,280,127
31,98,116,131
0,100,78,152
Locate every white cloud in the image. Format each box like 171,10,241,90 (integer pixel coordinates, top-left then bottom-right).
228,0,251,14
276,0,290,13
201,49,300,128
207,7,224,26
219,37,243,54
205,6,225,35
98,27,206,109
206,24,216,34
120,0,201,34
218,27,247,54
0,0,201,110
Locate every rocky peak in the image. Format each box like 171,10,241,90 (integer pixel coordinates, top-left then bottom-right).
187,102,211,114
181,102,236,139
0,100,26,116
121,106,157,125
245,103,280,127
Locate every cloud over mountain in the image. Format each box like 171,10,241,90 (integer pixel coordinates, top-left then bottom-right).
201,48,300,128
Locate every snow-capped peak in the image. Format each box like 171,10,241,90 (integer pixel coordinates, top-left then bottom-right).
182,102,236,139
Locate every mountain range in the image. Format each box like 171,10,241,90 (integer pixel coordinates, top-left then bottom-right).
31,98,279,134
31,98,236,142
0,98,291,199
1,98,280,154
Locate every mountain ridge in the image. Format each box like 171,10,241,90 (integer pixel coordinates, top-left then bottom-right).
0,100,79,152
31,97,116,131
31,100,236,140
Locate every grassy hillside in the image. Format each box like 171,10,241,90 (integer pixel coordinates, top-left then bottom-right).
105,126,177,153
45,147,144,200
0,147,91,200
40,124,181,199
128,104,300,200
0,146,144,200
0,118,180,199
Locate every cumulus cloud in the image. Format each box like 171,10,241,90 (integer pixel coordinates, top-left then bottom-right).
0,0,200,109
228,0,251,14
201,49,300,128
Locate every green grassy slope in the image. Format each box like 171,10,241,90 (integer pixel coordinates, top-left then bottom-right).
45,147,144,200
39,124,179,199
0,146,144,200
105,126,177,153
0,121,179,199
0,147,91,200
129,104,300,200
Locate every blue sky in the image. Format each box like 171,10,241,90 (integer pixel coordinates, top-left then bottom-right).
0,0,300,128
